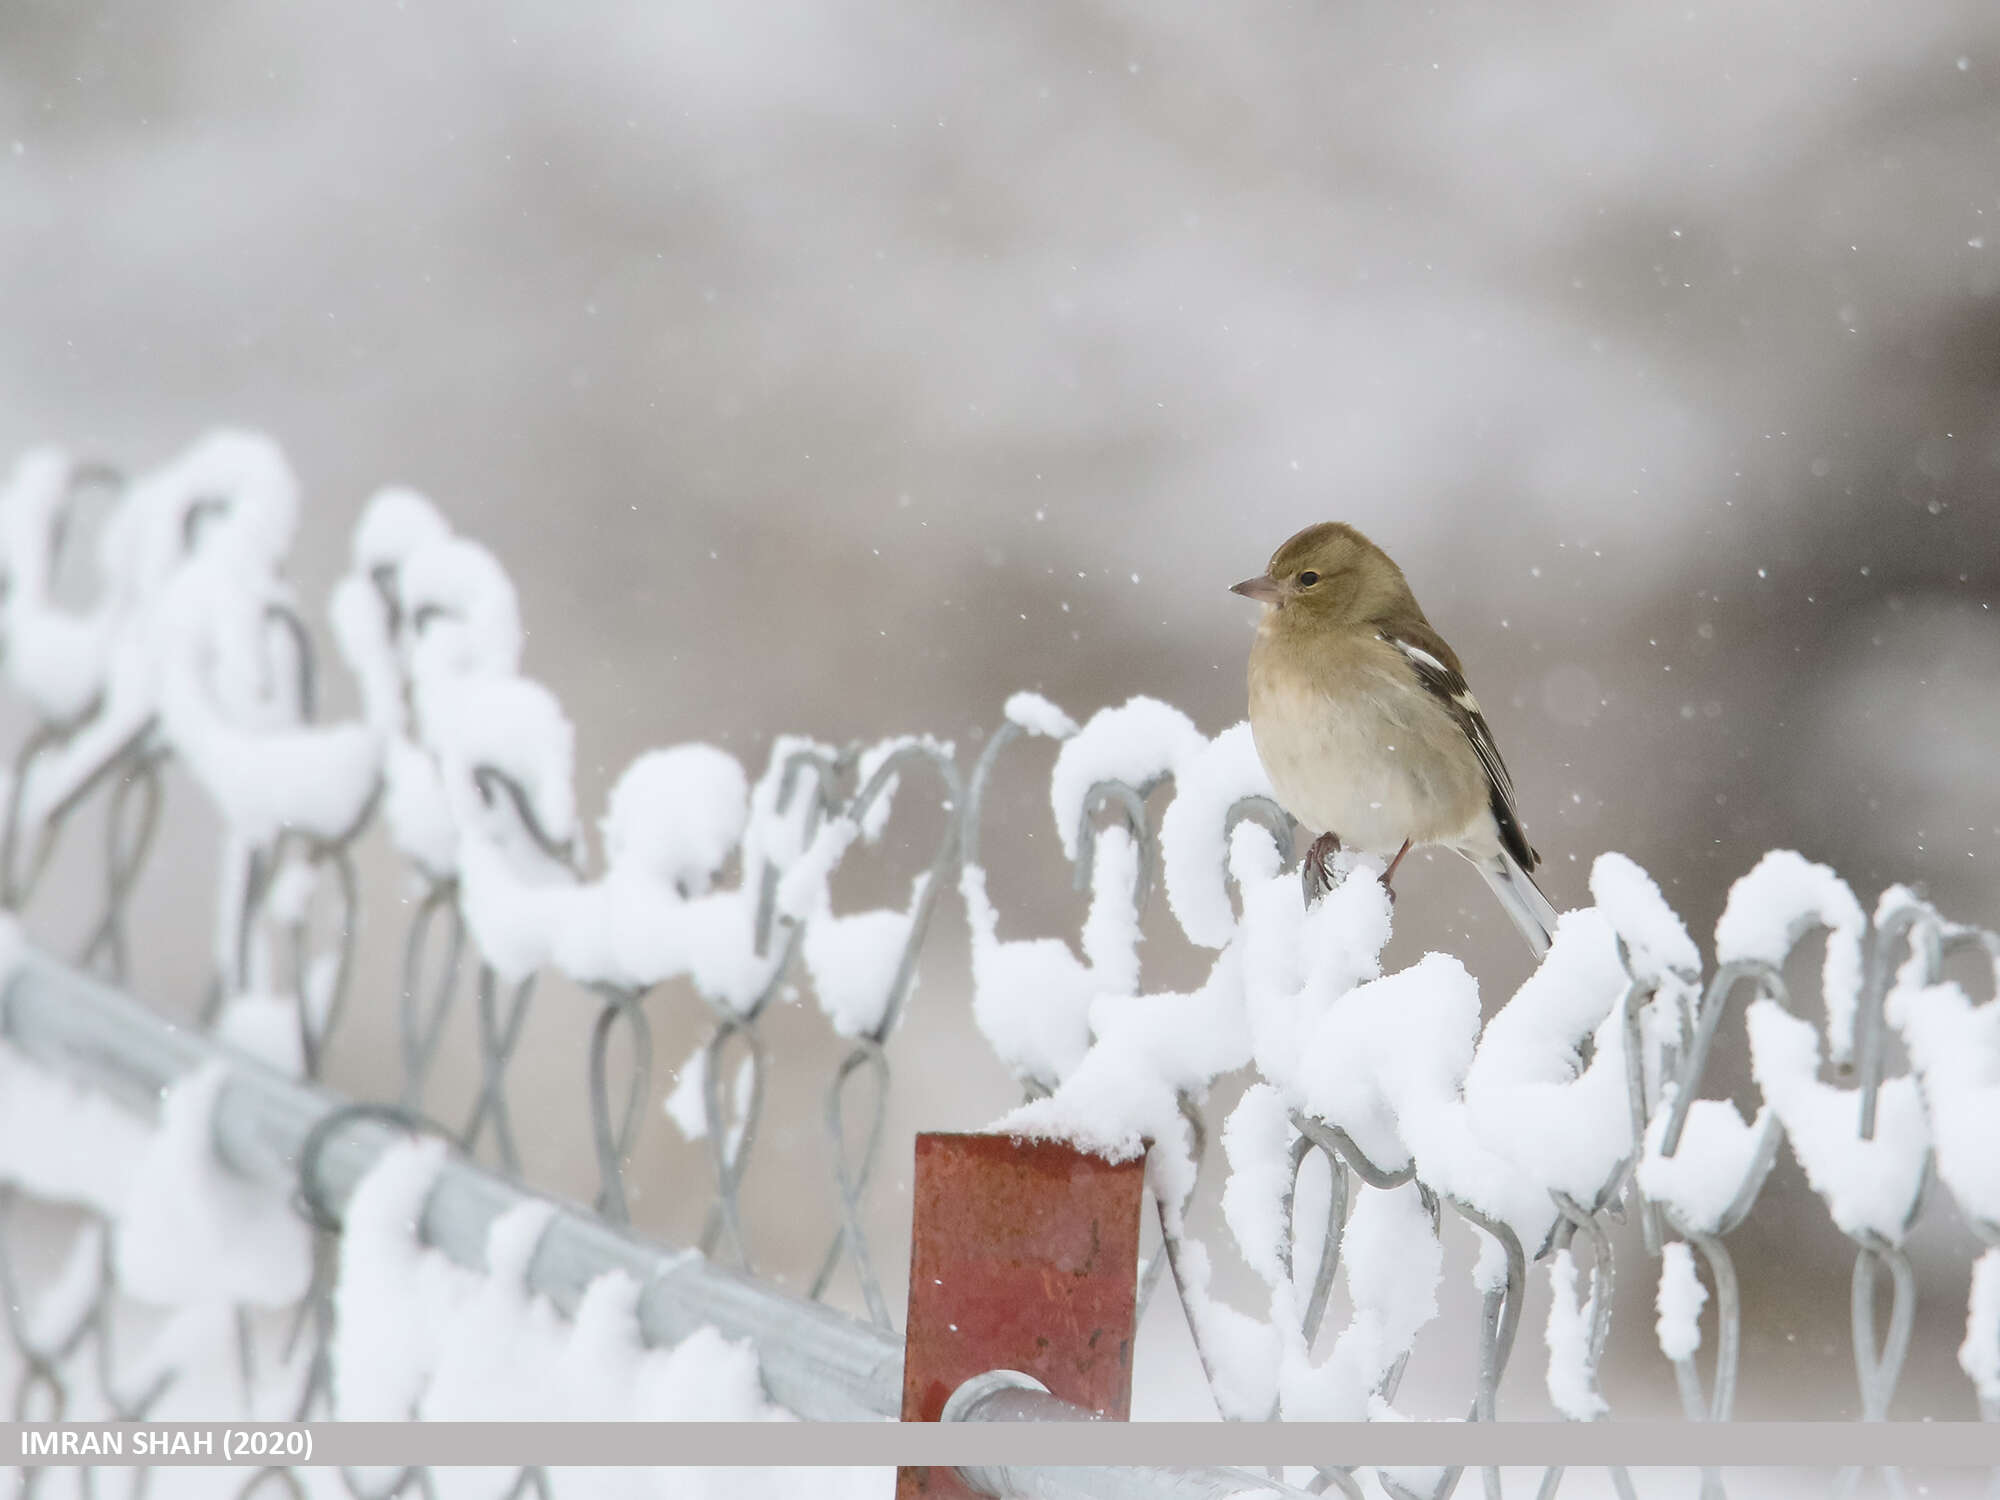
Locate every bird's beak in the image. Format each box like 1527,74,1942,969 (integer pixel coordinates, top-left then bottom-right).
1230,574,1284,605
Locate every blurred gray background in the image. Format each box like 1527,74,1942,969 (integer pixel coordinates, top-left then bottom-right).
3,0,1999,1429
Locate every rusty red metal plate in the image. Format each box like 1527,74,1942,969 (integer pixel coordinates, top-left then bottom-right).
895,1131,1145,1499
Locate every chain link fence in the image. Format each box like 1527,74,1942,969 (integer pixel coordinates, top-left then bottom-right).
0,433,1995,1500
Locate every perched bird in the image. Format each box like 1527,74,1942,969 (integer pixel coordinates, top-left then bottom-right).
1232,521,1559,957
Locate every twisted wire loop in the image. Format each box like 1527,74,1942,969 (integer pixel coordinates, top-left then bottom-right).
1279,1128,1347,1353
1064,773,1182,1316
290,1106,459,1455
693,1006,770,1269
0,712,155,916
339,1468,435,1500
283,1222,340,1422
471,764,578,869
1548,1192,1616,1400
809,739,963,1328
1830,903,1990,1500
1272,1129,1349,1487
687,744,841,1269
462,964,538,1177
1738,903,1934,1500
76,741,165,986
227,815,372,1083
447,761,581,1179
1306,1470,1366,1500
1150,1092,1218,1371
587,983,654,1225
1224,794,1296,872
1543,1191,1642,1500
958,716,1029,873
0,1192,174,1499
1638,956,1783,1496
87,1229,176,1423
1370,1193,1525,1500
235,1469,311,1500
0,718,73,911
1871,903,2000,1435
398,879,465,1111
0,1189,99,1431
812,1039,894,1325
1076,776,1158,912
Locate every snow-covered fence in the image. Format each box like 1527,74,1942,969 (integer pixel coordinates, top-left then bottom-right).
0,432,1996,1500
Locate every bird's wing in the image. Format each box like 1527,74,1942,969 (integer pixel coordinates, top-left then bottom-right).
1384,624,1539,872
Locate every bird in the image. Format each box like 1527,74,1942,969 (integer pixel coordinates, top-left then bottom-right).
1232,521,1560,958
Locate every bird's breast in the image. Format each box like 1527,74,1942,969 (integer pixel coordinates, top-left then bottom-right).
1246,632,1482,855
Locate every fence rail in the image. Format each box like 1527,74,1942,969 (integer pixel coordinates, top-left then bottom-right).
0,942,1306,1500
0,431,1996,1500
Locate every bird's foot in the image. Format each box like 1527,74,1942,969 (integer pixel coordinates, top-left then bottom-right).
1301,831,1342,906
1379,838,1412,906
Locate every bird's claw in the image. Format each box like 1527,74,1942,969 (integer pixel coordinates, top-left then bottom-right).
1301,831,1341,907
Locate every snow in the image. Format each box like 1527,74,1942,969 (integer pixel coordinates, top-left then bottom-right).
333,1136,463,1419
962,820,1140,1088
215,991,308,1076
1003,689,1078,740
1237,829,1394,1114
114,429,301,588
456,730,838,1007
401,535,525,683
0,1037,146,1215
328,1137,885,1493
426,671,578,857
1048,695,1205,860
352,484,454,574
115,1062,313,1309
156,557,381,843
801,895,919,1039
962,696,1145,1088
1745,996,1928,1242
1544,1248,1607,1420
1635,1094,1774,1237
743,734,838,880
1655,1240,1707,1362
995,942,1251,1176
1590,851,1700,984
601,745,748,896
1715,849,1866,1064
1220,1083,1297,1289
428,672,579,983
1879,888,2000,1228
1457,908,1635,1222
1281,1182,1442,1421
0,447,121,724
770,736,954,1039
662,1043,755,1151
1159,720,1279,949
663,1042,712,1141
1963,1247,2000,1405
1164,1226,1282,1421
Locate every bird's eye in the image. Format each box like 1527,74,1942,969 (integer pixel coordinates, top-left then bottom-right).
1297,571,1320,587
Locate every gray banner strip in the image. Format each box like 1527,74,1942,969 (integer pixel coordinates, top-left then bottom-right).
8,1423,2000,1468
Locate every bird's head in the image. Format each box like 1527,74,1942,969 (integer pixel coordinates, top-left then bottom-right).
1231,521,1414,629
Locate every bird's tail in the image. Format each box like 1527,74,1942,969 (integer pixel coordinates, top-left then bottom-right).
1472,848,1560,960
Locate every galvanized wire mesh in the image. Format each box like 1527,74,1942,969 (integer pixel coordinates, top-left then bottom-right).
0,435,1994,1500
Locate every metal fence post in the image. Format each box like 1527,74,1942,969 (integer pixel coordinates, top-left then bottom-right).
898,1132,1147,1499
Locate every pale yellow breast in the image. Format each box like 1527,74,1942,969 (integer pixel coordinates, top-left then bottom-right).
1246,623,1490,856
